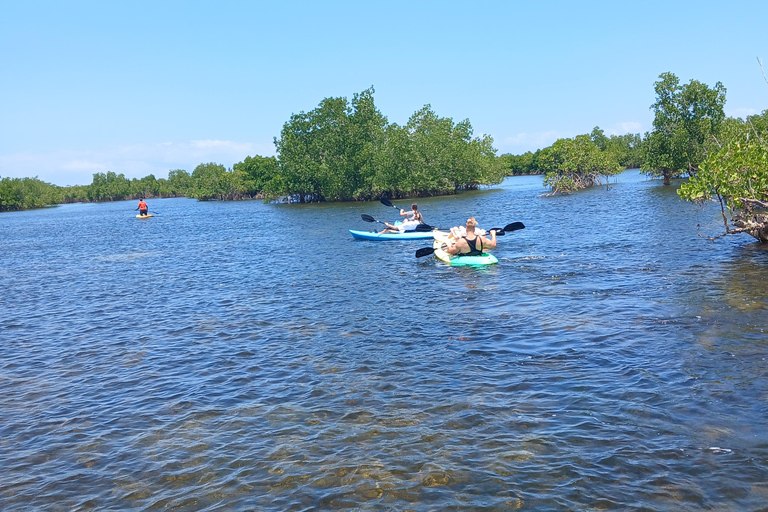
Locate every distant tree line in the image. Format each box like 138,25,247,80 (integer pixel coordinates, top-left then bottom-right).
500,129,644,177
1,87,506,210
3,78,766,242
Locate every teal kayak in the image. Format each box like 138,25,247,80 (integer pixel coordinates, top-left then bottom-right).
432,232,498,266
437,251,499,266
350,229,436,240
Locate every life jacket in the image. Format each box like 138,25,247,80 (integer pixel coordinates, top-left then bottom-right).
138,201,147,210
462,236,483,256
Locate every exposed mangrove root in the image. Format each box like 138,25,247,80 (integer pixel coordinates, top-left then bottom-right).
540,172,608,197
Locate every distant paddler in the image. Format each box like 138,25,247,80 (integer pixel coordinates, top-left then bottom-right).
379,203,424,234
136,198,149,217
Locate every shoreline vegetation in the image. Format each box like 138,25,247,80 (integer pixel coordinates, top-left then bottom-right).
2,77,766,242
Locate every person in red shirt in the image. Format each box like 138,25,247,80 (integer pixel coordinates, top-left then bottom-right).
137,199,148,216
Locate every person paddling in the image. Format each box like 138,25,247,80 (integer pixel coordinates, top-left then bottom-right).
380,203,424,233
447,217,497,256
136,198,148,216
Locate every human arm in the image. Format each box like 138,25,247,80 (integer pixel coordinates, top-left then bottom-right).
483,230,498,249
446,238,466,254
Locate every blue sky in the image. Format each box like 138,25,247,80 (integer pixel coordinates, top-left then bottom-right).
1,0,766,186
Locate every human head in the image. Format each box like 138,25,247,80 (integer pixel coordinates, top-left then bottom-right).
411,203,418,211
466,217,478,232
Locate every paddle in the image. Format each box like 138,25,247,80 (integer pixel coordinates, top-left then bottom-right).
489,222,525,233
415,246,441,258
416,222,524,235
380,198,400,211
361,214,387,225
415,222,525,257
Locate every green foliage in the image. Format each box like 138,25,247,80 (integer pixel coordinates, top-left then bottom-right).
1,167,198,211
642,72,726,185
168,169,193,196
501,128,644,178
679,110,768,242
186,162,256,201
233,155,279,196
540,135,623,194
590,127,609,151
188,163,228,200
60,185,89,203
87,171,132,200
269,88,503,202
132,174,158,199
272,87,390,202
0,176,63,211
500,151,537,175
605,133,645,169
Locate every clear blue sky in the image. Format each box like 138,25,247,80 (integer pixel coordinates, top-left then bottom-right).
2,0,766,186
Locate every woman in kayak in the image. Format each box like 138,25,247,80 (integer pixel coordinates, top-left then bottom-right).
380,203,424,233
447,218,497,256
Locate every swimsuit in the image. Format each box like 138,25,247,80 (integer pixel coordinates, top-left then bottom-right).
462,236,483,256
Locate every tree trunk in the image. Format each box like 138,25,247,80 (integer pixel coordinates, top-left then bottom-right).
732,214,768,243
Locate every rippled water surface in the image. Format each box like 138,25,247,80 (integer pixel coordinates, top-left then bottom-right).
2,171,767,511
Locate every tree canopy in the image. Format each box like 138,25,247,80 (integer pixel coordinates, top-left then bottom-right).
642,72,727,185
538,134,623,195
270,87,504,202
678,110,768,242
500,127,644,180
0,176,63,211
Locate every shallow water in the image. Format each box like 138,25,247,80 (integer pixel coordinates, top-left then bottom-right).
1,170,767,511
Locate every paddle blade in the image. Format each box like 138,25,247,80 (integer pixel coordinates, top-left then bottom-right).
361,214,375,222
415,247,436,258
414,223,436,232
502,222,525,232
380,198,395,208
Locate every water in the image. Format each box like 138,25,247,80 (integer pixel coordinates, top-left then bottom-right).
1,170,767,511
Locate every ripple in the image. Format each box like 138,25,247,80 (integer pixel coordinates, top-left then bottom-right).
2,183,768,510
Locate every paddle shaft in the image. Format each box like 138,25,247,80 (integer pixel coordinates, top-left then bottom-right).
415,221,525,257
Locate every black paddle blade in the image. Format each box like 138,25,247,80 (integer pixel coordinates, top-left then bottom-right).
361,214,375,222
415,247,436,258
414,223,436,232
380,198,395,208
503,222,525,232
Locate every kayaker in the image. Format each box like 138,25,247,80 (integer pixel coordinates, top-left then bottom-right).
447,218,497,256
136,198,148,216
380,203,424,233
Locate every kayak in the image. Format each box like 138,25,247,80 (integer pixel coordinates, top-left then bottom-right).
136,214,153,219
350,229,436,240
432,232,498,266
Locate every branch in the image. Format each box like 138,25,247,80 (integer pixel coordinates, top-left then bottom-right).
715,190,730,232
737,197,768,209
747,118,767,144
697,227,749,241
759,57,768,85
